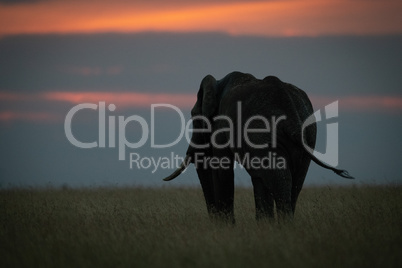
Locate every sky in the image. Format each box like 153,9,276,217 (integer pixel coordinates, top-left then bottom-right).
1,0,402,36
1,0,402,188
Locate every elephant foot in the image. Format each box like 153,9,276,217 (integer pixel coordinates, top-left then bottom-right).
255,214,276,224
255,209,293,224
277,211,294,225
209,211,235,225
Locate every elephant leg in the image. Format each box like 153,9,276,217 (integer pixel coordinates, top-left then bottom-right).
291,158,310,214
196,167,216,215
272,168,293,222
212,163,235,223
251,177,274,220
211,149,235,223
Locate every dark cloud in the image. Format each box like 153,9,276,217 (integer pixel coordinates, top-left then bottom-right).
1,33,401,96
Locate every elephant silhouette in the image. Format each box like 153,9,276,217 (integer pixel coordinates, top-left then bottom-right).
164,72,353,223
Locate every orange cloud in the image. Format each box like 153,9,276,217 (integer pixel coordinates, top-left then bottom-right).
40,92,402,113
0,92,36,101
0,111,60,122
43,91,196,109
1,91,401,122
1,0,401,37
45,92,402,112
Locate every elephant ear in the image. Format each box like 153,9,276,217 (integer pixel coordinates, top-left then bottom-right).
200,75,218,118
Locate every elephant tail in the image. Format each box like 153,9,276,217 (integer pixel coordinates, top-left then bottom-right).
287,110,354,179
296,130,354,179
288,126,353,179
286,133,354,179
304,149,354,179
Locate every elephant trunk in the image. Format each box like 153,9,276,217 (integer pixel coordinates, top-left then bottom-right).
163,155,190,181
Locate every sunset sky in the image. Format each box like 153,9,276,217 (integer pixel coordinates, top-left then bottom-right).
1,0,401,188
1,0,402,37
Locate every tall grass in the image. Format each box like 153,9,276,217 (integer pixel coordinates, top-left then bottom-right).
1,186,401,267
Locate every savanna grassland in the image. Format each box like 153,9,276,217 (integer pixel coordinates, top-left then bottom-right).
1,186,401,267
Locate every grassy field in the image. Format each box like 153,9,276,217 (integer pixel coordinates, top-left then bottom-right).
1,186,401,267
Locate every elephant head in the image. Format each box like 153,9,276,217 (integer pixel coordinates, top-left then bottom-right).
164,75,219,214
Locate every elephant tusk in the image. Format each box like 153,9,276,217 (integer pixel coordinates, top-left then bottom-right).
163,155,190,181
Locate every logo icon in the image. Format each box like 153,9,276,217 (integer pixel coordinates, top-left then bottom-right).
302,101,339,167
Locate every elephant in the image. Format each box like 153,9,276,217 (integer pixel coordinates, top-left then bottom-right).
163,71,353,223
